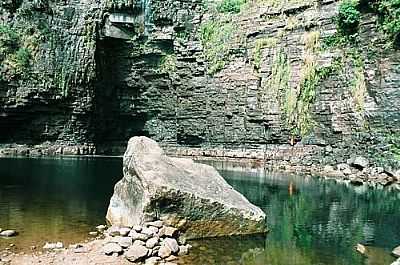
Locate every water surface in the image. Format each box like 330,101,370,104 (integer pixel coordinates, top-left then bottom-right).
0,157,122,252
0,157,399,265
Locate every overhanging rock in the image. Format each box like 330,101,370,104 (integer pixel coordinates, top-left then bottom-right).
106,136,267,239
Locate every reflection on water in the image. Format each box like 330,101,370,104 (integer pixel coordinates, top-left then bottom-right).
0,158,399,265
0,157,122,251
180,161,400,265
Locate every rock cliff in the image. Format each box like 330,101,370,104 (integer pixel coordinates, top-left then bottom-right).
1,0,399,170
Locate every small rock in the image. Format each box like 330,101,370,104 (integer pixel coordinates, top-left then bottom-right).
73,246,88,253
145,256,161,265
343,168,352,176
0,230,16,237
350,156,369,170
43,242,63,250
96,225,107,231
107,226,121,237
159,226,178,238
102,242,122,255
178,245,189,256
146,237,159,249
129,231,151,241
116,236,133,248
158,245,172,258
89,231,98,236
125,245,149,262
165,255,177,261
146,221,163,228
392,258,400,265
164,238,179,253
142,227,158,236
133,240,146,246
356,243,366,255
119,227,131,237
323,165,334,172
133,225,143,232
393,245,400,257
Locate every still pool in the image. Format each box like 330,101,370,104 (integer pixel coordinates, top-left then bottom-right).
0,157,399,265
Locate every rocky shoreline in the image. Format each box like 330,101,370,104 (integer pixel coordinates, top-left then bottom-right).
1,143,399,189
2,221,194,265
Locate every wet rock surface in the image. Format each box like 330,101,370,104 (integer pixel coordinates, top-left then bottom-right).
106,136,266,239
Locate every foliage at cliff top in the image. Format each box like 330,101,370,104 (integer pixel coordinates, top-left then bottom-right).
338,0,361,35
337,0,400,47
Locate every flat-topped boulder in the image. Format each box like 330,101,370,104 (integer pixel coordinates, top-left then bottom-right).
106,136,266,239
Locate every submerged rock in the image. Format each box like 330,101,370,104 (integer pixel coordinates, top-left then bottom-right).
106,137,266,239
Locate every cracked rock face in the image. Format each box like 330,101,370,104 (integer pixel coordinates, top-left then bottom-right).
106,136,266,239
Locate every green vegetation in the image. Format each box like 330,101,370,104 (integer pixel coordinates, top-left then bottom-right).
350,51,366,112
200,20,234,75
284,32,321,136
268,48,291,94
216,0,246,13
0,24,33,81
378,0,400,46
387,132,400,161
159,54,177,73
253,37,278,70
335,0,400,48
338,0,361,35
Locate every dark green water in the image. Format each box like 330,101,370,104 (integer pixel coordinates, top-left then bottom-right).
0,157,399,265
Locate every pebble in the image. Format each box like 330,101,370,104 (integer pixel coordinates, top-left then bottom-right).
0,230,16,237
158,245,172,258
119,227,131,237
159,226,178,238
145,256,161,265
89,231,98,236
178,245,189,256
146,237,159,249
165,255,177,261
96,225,107,231
146,221,163,228
107,226,121,236
115,236,132,248
102,242,122,255
124,245,148,262
133,225,142,232
43,242,63,250
142,227,158,236
393,245,400,257
164,238,179,253
129,231,151,241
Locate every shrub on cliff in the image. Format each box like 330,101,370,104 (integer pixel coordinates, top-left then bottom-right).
216,0,246,13
378,0,400,47
338,0,361,35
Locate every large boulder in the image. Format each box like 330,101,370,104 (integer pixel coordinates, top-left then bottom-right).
106,136,266,239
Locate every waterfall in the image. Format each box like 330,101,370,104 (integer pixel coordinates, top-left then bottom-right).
141,0,152,36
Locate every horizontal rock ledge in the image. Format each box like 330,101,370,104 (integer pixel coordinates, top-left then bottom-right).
106,136,266,239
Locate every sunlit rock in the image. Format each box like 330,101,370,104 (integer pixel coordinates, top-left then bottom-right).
106,136,266,239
